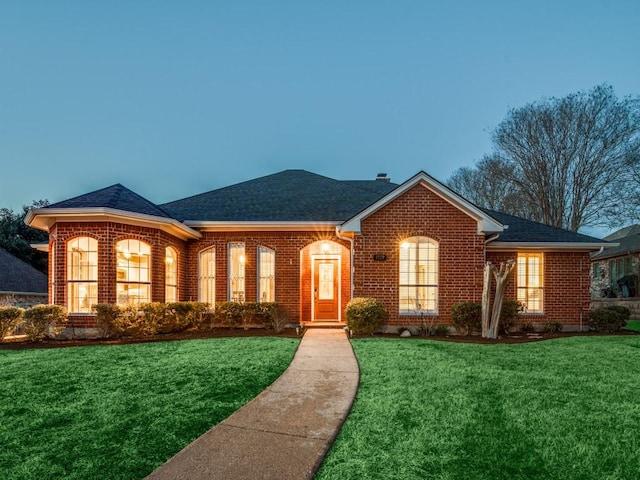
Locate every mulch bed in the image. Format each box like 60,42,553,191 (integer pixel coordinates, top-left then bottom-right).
2,327,638,350
0,328,300,350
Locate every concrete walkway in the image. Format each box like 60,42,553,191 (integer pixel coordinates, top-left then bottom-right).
146,328,359,480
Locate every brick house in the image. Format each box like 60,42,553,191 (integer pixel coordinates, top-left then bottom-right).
26,169,610,333
0,248,48,308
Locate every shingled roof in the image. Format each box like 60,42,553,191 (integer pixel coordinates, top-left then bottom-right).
0,249,47,294
591,225,640,260
483,209,607,244
161,170,398,222
45,184,174,219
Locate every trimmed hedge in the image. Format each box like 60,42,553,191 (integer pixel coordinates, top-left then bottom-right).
346,298,388,335
23,304,67,341
589,306,630,332
451,302,481,335
0,306,24,340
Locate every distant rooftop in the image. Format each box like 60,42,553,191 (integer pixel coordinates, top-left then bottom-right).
0,249,47,294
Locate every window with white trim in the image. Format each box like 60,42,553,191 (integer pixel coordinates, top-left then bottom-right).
199,247,215,306
399,236,438,314
67,237,98,313
517,253,544,312
257,246,275,302
165,247,178,303
116,239,151,305
228,242,246,302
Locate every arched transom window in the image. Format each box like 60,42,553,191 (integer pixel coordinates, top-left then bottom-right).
399,236,438,314
67,237,98,313
116,239,151,305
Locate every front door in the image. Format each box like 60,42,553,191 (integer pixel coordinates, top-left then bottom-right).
313,258,339,321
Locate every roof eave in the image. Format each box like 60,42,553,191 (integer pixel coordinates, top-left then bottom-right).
185,221,342,232
486,241,617,252
26,208,202,241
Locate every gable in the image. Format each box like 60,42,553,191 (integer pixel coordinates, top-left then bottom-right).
340,171,504,235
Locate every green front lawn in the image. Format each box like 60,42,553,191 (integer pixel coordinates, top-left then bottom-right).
317,336,640,480
0,337,298,480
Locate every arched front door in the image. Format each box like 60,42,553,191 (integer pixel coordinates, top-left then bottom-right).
312,255,340,321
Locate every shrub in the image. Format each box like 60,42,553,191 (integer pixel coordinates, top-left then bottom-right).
543,321,563,333
261,302,289,333
23,305,67,341
346,298,388,335
520,321,535,333
215,302,245,327
589,306,630,332
0,306,24,341
167,302,210,331
92,303,123,338
433,324,450,336
451,302,481,335
500,300,525,333
138,303,168,335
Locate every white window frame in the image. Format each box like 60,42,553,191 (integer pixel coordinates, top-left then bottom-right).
165,247,178,303
198,247,216,307
517,253,544,313
228,242,246,302
399,236,439,315
66,236,98,314
257,246,275,303
116,239,151,305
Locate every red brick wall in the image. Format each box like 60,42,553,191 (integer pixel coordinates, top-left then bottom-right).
185,232,350,324
353,183,486,326
487,250,591,328
49,222,186,328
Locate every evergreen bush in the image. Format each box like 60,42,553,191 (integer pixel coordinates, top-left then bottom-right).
346,298,388,335
0,306,24,340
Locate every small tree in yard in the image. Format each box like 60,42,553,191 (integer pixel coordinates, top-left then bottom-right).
481,260,517,339
346,298,388,335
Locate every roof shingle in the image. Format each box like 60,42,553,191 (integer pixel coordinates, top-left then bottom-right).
0,249,48,294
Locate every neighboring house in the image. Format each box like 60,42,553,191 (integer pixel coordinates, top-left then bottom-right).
26,169,611,333
0,248,48,307
591,225,640,299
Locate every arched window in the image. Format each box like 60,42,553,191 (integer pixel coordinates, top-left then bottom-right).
399,236,438,314
257,246,275,302
165,247,178,303
67,237,98,313
116,239,151,305
199,247,215,307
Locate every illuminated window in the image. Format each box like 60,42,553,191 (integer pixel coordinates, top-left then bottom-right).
67,237,98,313
116,239,151,305
517,253,544,312
399,236,438,314
257,246,275,302
165,247,178,303
199,247,215,306
228,242,245,302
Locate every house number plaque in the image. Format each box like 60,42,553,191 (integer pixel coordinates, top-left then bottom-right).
373,254,387,261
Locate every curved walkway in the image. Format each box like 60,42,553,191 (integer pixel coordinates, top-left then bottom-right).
146,328,359,480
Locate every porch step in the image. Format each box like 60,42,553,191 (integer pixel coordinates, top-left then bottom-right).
303,322,347,329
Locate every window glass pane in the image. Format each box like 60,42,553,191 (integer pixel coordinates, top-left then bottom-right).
399,236,438,314
228,243,245,302
116,239,151,305
199,248,215,306
517,253,544,313
66,237,98,313
258,246,275,302
165,247,178,303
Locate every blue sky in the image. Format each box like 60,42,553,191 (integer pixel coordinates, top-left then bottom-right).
1,1,639,224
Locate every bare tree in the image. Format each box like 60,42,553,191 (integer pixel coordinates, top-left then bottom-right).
447,154,533,219
449,85,640,231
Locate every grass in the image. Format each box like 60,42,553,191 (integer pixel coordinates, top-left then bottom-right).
0,337,298,480
316,336,640,480
626,320,640,332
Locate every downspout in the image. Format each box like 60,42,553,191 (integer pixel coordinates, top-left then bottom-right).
336,225,355,300
484,233,500,264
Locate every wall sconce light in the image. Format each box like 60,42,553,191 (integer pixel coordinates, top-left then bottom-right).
321,242,330,253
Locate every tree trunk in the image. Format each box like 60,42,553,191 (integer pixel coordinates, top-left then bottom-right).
481,263,492,336
483,260,516,339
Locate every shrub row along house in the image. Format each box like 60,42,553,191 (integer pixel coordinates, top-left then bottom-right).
26,169,611,336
